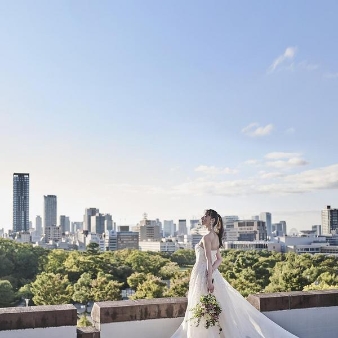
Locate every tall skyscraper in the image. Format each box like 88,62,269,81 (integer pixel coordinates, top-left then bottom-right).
163,220,175,237
91,213,105,234
59,215,70,234
13,173,30,232
259,212,272,237
83,208,98,232
35,215,42,236
178,219,187,235
321,205,338,235
104,214,113,232
44,195,57,228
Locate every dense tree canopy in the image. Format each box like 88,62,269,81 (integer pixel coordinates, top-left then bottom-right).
2,237,338,308
0,280,17,307
31,272,73,305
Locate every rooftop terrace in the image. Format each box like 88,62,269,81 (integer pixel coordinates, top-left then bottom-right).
1,290,338,337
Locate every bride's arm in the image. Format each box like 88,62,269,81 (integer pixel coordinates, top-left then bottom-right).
202,236,214,292
212,250,222,272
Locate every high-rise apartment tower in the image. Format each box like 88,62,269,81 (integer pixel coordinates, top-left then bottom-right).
13,173,30,232
44,195,57,228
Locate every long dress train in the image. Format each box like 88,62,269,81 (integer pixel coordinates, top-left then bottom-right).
171,244,298,338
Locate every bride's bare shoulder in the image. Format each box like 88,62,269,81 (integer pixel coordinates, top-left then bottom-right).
202,233,212,242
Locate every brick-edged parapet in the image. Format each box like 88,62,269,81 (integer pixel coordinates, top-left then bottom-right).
0,304,77,331
91,297,187,328
247,290,338,312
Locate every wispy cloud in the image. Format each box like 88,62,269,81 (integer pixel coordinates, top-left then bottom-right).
241,123,274,137
107,163,338,198
259,171,285,179
195,165,238,175
268,46,297,73
173,164,338,196
283,164,338,191
266,158,309,169
172,179,254,196
324,72,338,79
264,152,308,169
265,152,301,160
297,60,319,71
285,127,295,134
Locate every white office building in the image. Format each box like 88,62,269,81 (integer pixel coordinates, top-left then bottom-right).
139,240,177,253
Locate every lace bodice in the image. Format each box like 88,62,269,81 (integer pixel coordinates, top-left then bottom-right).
188,244,218,287
195,243,218,264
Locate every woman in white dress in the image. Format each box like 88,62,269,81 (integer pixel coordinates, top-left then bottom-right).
171,209,298,338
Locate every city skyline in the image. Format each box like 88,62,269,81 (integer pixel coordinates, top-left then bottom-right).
3,173,327,233
1,2,338,231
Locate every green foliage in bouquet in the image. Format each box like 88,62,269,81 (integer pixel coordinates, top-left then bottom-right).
188,294,222,334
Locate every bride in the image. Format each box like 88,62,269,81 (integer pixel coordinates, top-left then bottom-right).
171,209,298,338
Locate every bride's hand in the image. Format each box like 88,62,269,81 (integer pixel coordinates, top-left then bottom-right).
207,279,214,293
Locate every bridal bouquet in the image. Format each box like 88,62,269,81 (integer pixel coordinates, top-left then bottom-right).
188,294,222,334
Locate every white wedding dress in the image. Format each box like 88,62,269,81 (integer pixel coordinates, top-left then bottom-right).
171,244,298,338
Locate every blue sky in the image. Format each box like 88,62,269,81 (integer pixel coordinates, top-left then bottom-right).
1,1,338,231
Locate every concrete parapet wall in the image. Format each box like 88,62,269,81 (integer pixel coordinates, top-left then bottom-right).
0,304,77,330
247,289,338,311
91,297,187,329
2,291,338,338
0,304,77,338
248,290,338,338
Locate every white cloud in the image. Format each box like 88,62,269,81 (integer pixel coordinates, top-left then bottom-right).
324,72,338,79
195,165,238,175
173,163,338,196
265,152,301,160
172,179,254,196
297,60,319,71
268,46,297,73
267,158,309,169
259,171,285,179
241,123,274,137
107,163,338,198
283,164,338,190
